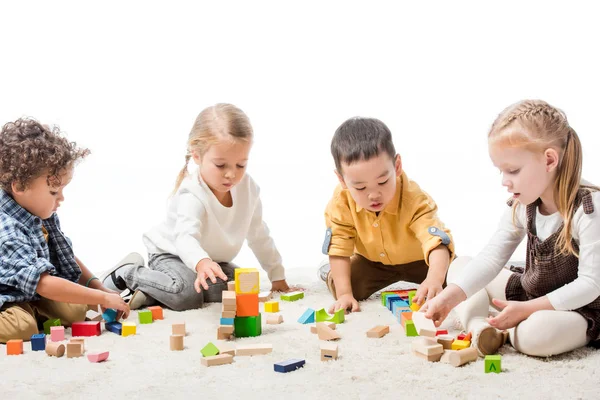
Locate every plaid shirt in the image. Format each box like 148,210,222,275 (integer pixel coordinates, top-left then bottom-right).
0,190,81,308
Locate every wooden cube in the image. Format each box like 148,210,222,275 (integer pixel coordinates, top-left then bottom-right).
222,291,236,306
437,335,455,350
227,281,236,291
69,338,85,351
7,339,23,355
172,322,186,336
67,342,83,358
234,268,260,294
50,326,65,342
138,310,153,324
236,293,259,317
217,325,234,340
366,325,390,338
201,342,220,357
148,306,164,320
170,334,184,351
320,342,338,361
71,321,101,337
485,354,502,373
451,340,471,350
404,320,418,337
122,322,137,337
264,301,279,313
31,334,46,351
221,310,236,319
234,314,262,338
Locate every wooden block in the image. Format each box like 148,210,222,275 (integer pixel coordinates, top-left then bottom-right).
412,312,436,335
264,301,279,313
45,342,65,357
138,310,153,324
297,308,315,324
280,291,304,302
404,320,418,337
31,334,46,351
419,329,436,337
222,303,237,312
222,310,236,319
411,337,444,356
234,268,260,294
122,322,137,337
464,332,472,342
320,342,339,361
227,281,236,291
67,342,83,358
170,334,184,351
201,342,220,357
102,308,117,323
440,350,456,364
410,302,421,312
217,343,236,356
148,306,164,320
408,290,417,305
413,350,443,362
266,314,284,324
437,335,455,350
315,308,345,324
105,321,122,335
311,322,335,333
485,354,502,373
71,321,101,337
449,347,478,367
316,322,340,341
172,322,186,336
258,291,272,302
452,340,471,350
217,330,232,341
436,329,449,336
457,333,467,340
50,326,65,342
220,317,235,325
236,293,259,317
87,351,109,363
234,314,262,338
201,353,233,367
85,310,103,322
69,338,85,351
366,325,390,338
274,358,305,373
236,343,273,356
218,325,234,337
7,339,23,355
400,312,413,328
222,291,236,306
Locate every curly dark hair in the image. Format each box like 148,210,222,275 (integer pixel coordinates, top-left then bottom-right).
0,118,90,192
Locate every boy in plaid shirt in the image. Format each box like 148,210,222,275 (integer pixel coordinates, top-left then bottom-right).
0,118,129,343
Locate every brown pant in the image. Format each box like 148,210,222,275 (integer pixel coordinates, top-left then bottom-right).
0,298,87,343
327,254,432,301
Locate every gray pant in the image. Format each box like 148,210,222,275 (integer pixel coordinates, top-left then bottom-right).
123,253,237,311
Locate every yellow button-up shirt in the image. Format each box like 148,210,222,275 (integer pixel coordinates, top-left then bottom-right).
324,171,454,265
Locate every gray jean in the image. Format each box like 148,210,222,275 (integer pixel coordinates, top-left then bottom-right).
123,253,237,311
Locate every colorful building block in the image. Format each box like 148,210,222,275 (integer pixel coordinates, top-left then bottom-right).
436,329,449,336
234,268,260,294
234,314,262,338
400,312,413,327
450,347,478,367
437,335,455,350
148,306,164,320
87,351,109,363
31,334,46,351
102,308,117,323
86,309,103,322
201,342,220,357
227,281,236,291
69,338,85,351
7,339,23,355
105,322,122,335
404,320,418,337
264,301,279,313
236,343,273,356
410,302,421,312
274,358,305,373
220,318,235,325
452,340,471,350
222,291,236,306
236,293,259,317
485,355,502,373
457,333,467,340
43,318,61,335
297,308,315,324
280,291,304,302
315,308,345,324
266,314,284,324
50,326,65,342
316,322,341,341
408,290,417,305
217,325,234,340
71,321,101,337
138,310,153,324
381,292,396,306
122,322,137,337
385,294,401,309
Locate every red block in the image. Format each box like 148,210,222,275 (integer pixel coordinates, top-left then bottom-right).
457,333,466,341
236,293,259,317
436,329,449,336
71,321,101,337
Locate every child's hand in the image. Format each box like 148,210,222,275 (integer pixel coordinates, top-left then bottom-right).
421,284,466,327
487,299,532,330
101,292,130,319
99,287,128,320
329,293,359,314
194,259,228,292
270,280,303,293
413,277,444,306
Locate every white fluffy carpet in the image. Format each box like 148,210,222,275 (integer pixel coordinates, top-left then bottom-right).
2,268,600,400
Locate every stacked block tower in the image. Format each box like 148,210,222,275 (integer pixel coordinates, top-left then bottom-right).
233,268,261,338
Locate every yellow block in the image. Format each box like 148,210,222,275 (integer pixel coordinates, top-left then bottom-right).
122,322,137,337
234,268,260,294
409,303,421,312
264,301,279,313
451,339,471,350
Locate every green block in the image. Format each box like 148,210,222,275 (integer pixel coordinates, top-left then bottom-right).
485,355,502,373
381,292,395,306
405,320,418,337
201,342,220,357
281,291,304,302
138,310,153,324
43,318,61,335
408,290,417,306
234,314,262,338
315,308,345,324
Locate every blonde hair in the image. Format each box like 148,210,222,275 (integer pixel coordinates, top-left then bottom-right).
173,103,253,193
488,99,592,257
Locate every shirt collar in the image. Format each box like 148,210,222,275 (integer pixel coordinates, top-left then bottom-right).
0,189,43,228
355,173,403,215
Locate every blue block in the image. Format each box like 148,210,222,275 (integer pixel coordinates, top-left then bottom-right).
391,299,410,314
105,321,122,335
31,334,46,351
274,358,306,373
220,318,234,325
385,295,401,309
102,308,117,323
297,308,315,324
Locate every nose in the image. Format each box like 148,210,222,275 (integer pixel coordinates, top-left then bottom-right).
368,191,381,201
501,174,511,188
224,169,235,180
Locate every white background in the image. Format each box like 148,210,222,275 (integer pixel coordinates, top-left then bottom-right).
1,1,599,276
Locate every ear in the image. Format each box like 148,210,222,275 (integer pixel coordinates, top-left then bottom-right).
394,154,402,176
334,169,348,189
191,149,202,165
545,148,560,172
10,181,25,196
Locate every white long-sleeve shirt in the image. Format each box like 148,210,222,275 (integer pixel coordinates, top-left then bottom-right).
143,169,286,282
452,191,600,311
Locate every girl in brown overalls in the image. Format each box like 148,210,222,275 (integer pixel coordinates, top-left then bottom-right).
423,100,600,357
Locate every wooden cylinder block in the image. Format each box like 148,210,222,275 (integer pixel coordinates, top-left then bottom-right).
46,342,65,358
449,347,478,367
170,334,184,351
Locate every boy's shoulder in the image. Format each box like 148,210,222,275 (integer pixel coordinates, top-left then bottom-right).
0,191,37,244
399,172,435,210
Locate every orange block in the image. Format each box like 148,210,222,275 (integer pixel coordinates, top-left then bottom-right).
7,339,23,355
236,293,259,317
400,312,413,328
148,306,164,320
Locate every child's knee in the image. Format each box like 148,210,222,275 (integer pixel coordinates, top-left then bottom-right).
513,312,559,356
0,308,39,343
169,288,204,311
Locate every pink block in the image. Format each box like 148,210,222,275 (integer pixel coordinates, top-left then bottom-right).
50,326,65,342
87,351,109,363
